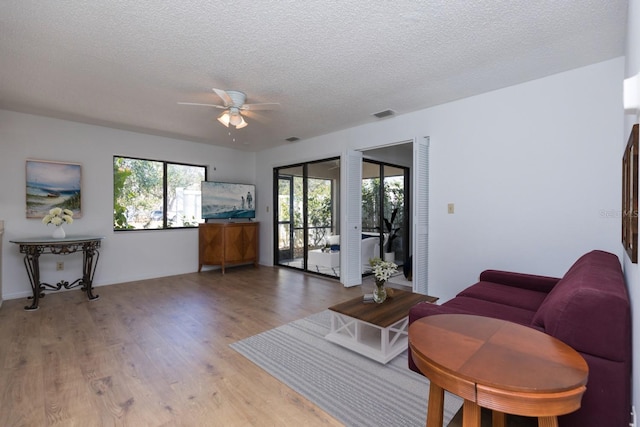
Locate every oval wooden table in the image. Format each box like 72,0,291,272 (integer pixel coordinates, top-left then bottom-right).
408,314,588,427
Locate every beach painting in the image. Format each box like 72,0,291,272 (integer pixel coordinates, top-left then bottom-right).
26,160,82,218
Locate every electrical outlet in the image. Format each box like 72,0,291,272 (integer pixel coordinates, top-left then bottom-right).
56,262,64,271
447,203,455,214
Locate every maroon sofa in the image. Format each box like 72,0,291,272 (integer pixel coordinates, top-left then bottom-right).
408,250,631,427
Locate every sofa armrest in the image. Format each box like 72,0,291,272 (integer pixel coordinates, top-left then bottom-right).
408,301,474,323
534,287,631,361
479,270,560,293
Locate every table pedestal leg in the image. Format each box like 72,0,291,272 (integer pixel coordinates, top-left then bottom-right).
462,399,481,427
492,410,506,427
537,416,558,427
426,382,444,427
23,249,42,311
81,242,100,301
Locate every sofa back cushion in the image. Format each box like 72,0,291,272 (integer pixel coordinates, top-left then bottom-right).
457,281,549,312
531,250,630,361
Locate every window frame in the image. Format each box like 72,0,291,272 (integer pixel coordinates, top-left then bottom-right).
113,155,208,231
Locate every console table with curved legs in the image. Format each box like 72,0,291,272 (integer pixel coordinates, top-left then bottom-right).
10,236,104,311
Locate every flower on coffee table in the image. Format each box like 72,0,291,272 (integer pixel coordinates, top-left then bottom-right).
369,257,398,282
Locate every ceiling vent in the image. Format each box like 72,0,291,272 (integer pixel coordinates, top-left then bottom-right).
285,136,300,142
372,109,396,119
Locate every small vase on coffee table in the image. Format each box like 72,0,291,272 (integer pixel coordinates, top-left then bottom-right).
373,280,387,303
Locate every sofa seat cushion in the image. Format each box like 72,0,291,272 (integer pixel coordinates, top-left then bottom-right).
409,299,476,322
457,281,549,312
441,296,537,326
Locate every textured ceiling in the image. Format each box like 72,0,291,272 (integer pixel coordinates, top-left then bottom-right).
0,1,628,152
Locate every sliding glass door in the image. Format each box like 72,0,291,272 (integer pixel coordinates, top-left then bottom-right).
276,165,303,266
277,174,294,262
362,160,409,268
383,164,407,265
274,158,340,277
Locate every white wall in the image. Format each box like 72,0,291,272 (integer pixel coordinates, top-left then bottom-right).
0,110,255,299
623,0,640,419
257,57,624,303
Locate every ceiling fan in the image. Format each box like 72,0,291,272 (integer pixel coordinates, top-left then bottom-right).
178,88,280,129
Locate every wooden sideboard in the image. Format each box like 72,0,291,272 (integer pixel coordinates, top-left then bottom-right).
198,222,259,274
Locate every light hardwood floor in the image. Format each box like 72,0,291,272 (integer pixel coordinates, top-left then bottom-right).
0,266,368,426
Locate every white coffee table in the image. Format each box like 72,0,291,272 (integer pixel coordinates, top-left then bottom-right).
308,249,340,275
326,290,438,364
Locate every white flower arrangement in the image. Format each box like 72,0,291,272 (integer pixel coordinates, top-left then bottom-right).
369,257,398,282
42,207,74,226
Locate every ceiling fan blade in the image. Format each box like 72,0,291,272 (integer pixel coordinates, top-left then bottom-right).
241,102,281,111
177,102,227,109
212,88,234,107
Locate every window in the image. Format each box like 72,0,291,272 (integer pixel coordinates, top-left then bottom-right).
113,156,207,230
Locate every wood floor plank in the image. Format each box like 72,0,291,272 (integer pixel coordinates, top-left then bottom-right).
42,341,93,425
109,341,200,426
3,309,43,370
0,361,47,426
0,266,366,426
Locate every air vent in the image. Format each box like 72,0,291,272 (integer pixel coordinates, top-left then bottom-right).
372,109,396,119
285,136,300,142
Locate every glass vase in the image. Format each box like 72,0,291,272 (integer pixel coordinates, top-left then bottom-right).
373,280,387,303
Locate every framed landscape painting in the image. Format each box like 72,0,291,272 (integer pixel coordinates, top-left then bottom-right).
623,124,639,263
26,160,82,218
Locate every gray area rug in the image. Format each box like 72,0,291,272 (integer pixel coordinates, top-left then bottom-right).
230,310,463,427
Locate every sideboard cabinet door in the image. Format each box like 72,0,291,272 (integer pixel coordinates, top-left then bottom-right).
199,222,259,273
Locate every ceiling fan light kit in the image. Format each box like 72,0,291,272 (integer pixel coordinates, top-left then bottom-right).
229,108,243,126
217,108,247,129
179,87,279,131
